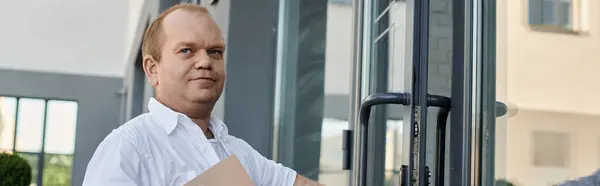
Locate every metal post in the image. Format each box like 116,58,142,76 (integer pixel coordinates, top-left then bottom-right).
349,0,374,184
480,0,498,185
449,0,477,185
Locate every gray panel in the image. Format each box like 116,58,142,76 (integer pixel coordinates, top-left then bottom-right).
329,0,352,5
160,0,181,12
131,51,146,118
0,69,122,186
223,0,279,158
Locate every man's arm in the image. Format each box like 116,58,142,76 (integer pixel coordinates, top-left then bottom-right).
294,175,325,186
241,139,324,186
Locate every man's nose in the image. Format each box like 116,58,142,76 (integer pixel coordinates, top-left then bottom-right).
194,50,212,70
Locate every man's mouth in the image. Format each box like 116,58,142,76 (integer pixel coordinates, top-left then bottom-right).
191,77,216,82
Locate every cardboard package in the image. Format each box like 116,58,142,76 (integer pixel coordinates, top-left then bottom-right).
183,155,255,186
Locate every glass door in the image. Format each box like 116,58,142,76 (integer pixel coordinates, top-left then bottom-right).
346,0,451,185
346,0,502,185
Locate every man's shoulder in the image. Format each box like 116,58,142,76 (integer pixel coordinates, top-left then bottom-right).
102,113,158,148
220,134,262,155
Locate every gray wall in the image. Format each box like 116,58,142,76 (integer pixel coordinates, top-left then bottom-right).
0,69,123,186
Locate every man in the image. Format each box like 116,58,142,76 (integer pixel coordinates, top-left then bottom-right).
83,3,323,186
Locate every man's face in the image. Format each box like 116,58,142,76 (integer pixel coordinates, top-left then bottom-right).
148,10,226,105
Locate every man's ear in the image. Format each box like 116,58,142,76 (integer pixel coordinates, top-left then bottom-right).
142,55,159,86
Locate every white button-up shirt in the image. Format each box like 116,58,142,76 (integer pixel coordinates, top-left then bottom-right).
83,98,296,186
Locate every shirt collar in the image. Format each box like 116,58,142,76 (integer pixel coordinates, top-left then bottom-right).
147,98,229,140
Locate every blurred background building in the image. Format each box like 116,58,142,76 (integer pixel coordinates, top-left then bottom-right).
0,0,598,186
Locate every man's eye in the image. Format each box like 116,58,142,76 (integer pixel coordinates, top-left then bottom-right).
180,48,192,54
207,49,223,55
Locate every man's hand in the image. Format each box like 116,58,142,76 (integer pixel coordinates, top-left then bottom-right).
294,175,326,186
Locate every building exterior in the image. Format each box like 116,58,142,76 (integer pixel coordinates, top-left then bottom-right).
0,0,597,185
496,0,600,185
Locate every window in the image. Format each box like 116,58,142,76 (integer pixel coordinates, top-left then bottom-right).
0,96,78,186
529,0,573,29
532,131,569,167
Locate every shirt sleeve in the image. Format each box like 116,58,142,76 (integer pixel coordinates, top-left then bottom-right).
243,141,297,186
82,130,144,186
558,169,600,186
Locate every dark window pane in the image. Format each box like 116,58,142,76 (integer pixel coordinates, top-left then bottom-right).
529,0,544,24
532,131,569,167
541,0,556,24
43,153,73,186
559,0,572,27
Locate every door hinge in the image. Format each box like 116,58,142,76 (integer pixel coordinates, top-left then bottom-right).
342,129,353,170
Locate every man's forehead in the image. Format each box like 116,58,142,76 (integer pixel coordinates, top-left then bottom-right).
161,9,224,43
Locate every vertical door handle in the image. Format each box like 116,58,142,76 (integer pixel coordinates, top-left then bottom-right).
342,91,507,186
432,99,507,186
352,92,411,186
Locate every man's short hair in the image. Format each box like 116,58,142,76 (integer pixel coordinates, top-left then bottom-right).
141,3,210,61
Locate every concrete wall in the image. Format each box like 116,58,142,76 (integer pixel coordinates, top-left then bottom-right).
0,0,130,77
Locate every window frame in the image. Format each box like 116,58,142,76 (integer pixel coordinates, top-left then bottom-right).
0,96,78,186
528,0,585,33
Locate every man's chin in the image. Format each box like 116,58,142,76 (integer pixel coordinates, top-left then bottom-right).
187,93,219,104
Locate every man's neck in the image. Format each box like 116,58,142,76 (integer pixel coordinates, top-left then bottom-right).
155,96,214,137
191,117,214,139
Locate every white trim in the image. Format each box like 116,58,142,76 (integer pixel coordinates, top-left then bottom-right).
123,0,160,121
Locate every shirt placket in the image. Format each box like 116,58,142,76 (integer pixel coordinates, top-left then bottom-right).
180,116,221,170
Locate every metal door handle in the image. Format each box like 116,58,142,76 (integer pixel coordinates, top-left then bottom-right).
342,92,508,186
433,99,507,186
341,92,410,186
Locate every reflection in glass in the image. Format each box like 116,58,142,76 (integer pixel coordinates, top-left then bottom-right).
541,0,555,24
15,99,45,152
43,154,74,186
17,152,39,185
275,0,351,185
0,97,17,152
380,1,410,184
44,100,78,154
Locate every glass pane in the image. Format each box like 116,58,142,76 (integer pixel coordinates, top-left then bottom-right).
482,0,600,185
15,98,46,152
44,100,78,154
541,0,556,24
528,0,543,24
426,0,454,184
274,0,351,185
379,0,411,184
43,153,74,186
17,152,40,185
558,0,571,27
0,96,17,152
